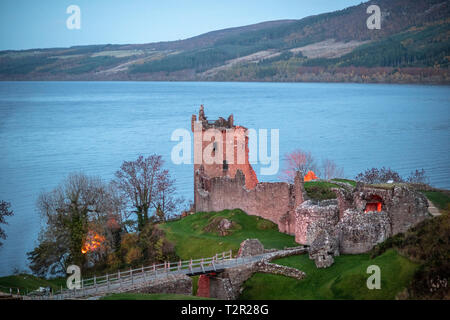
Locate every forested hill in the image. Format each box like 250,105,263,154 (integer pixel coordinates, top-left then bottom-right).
1,0,449,83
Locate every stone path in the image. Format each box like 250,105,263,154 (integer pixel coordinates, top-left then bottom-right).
427,199,441,216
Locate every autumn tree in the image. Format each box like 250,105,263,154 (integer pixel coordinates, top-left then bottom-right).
0,200,14,248
113,154,182,230
280,149,317,183
28,173,124,276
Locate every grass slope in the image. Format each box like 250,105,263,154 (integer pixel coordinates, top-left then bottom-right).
240,249,418,300
0,274,65,295
423,190,450,212
160,209,298,260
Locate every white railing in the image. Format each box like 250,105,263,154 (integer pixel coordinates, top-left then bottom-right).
36,250,238,300
28,246,307,300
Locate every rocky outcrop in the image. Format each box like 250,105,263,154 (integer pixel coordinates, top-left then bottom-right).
337,209,391,254
203,217,235,236
237,239,265,257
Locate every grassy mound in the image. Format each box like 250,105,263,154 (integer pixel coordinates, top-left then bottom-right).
160,209,298,260
240,249,418,300
101,293,214,300
304,181,340,200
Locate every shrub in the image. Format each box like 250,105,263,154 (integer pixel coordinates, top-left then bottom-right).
355,167,403,184
256,219,276,230
304,182,338,200
407,169,429,184
125,247,142,265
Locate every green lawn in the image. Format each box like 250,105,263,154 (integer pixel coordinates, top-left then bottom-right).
101,293,214,300
0,274,65,295
423,190,450,212
240,249,418,300
160,209,298,260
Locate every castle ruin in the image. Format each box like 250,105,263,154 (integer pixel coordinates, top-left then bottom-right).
191,106,430,267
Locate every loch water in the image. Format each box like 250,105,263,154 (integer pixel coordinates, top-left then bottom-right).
0,81,449,275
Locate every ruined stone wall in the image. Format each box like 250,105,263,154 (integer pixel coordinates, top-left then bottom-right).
338,209,392,254
195,170,305,235
337,185,430,235
208,256,307,299
305,184,430,257
129,274,192,296
295,200,340,245
255,261,306,280
385,186,429,234
209,277,234,300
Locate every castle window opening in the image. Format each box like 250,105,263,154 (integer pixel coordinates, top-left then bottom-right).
364,195,383,213
223,160,228,171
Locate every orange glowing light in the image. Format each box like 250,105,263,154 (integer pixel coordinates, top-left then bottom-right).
81,232,105,254
304,170,318,182
364,202,382,213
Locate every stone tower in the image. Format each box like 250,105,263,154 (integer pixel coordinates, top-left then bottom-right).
191,105,258,206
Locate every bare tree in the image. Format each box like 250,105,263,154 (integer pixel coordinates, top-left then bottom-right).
407,169,430,185
355,167,403,184
280,149,317,183
0,200,14,248
113,154,181,230
321,159,345,180
154,169,183,222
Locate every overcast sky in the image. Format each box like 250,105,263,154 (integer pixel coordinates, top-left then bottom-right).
0,0,366,51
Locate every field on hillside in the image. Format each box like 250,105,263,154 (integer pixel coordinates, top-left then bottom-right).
160,209,298,260
240,249,418,300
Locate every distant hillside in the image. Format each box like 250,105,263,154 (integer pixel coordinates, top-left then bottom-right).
1,0,449,83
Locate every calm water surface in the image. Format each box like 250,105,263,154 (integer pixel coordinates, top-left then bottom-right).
0,81,449,275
